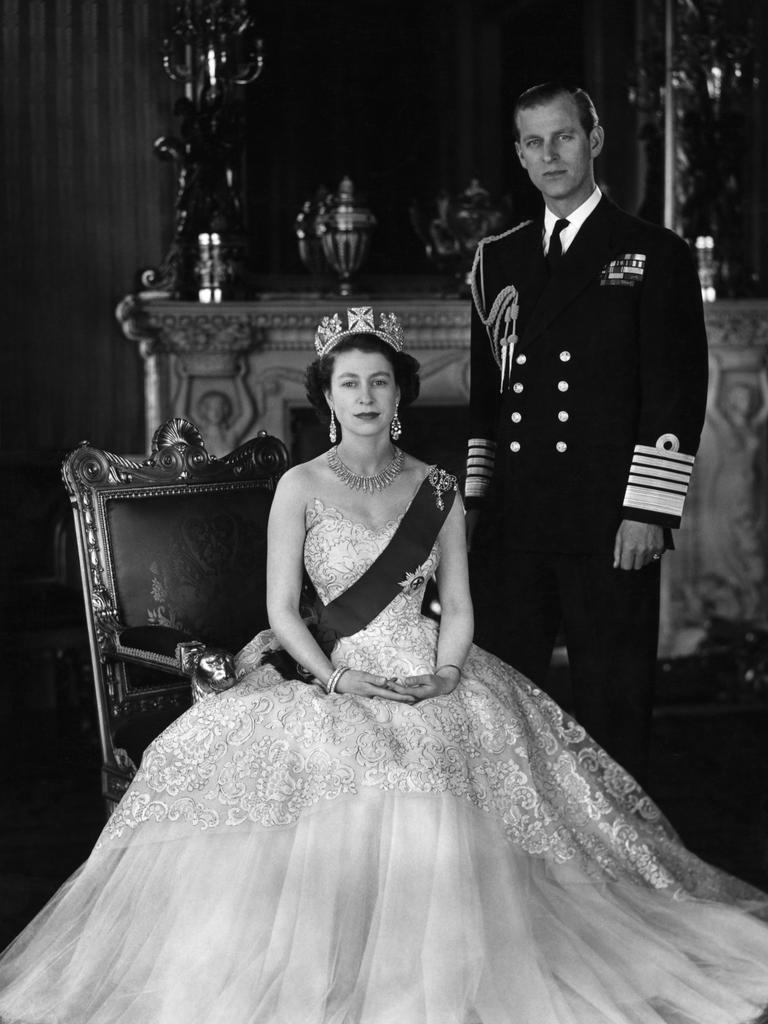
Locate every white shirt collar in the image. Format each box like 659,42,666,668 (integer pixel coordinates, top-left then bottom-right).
544,186,602,253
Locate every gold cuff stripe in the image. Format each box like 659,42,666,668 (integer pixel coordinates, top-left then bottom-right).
628,475,688,494
623,485,685,517
630,466,692,485
467,439,497,494
632,456,692,478
465,478,492,497
633,443,695,465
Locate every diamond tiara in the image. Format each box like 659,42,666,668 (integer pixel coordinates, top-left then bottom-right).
314,306,406,358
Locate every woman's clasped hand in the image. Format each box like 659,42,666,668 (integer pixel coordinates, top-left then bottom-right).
323,666,460,702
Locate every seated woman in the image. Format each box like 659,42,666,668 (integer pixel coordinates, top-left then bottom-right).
1,307,767,1024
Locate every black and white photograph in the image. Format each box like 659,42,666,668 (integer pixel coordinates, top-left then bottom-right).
1,1,768,1021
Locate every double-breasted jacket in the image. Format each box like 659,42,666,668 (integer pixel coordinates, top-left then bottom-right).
466,197,709,553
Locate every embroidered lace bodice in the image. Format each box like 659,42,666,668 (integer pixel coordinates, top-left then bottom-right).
303,498,440,678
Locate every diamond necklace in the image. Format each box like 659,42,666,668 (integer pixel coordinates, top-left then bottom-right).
327,445,404,493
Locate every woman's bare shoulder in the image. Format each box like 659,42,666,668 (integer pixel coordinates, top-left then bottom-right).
399,450,431,481
273,455,328,501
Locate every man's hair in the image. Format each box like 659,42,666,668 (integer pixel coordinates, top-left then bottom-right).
513,82,600,141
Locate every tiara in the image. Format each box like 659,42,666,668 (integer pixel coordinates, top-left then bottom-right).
314,306,405,358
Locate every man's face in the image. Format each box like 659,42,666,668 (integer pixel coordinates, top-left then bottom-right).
514,94,603,214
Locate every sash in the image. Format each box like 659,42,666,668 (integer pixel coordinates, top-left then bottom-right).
317,466,458,641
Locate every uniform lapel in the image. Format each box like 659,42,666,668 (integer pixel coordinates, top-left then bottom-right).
519,198,615,351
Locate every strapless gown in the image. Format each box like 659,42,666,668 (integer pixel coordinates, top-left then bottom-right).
1,499,767,1024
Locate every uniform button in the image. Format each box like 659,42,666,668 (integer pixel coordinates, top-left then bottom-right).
513,382,524,393
556,441,568,453
510,411,522,423
559,351,571,362
558,410,569,422
557,380,569,392
516,354,527,365
510,441,521,453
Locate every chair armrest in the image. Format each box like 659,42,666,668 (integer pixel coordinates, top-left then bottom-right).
176,640,238,701
118,625,195,660
103,623,238,699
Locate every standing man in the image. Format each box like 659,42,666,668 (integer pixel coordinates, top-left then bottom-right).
465,82,708,783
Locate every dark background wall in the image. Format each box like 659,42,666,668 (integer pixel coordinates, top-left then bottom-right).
244,0,650,277
1,0,176,455
7,0,761,456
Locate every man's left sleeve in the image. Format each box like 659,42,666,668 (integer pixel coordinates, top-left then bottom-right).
622,233,709,529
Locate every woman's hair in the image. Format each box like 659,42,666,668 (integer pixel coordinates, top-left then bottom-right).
305,333,421,422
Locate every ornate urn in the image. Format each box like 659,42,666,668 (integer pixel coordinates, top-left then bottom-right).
410,179,512,292
316,177,377,295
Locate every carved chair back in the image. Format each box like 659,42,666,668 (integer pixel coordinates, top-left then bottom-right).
62,418,289,809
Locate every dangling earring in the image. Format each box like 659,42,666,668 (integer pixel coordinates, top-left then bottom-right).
329,408,337,445
390,403,402,442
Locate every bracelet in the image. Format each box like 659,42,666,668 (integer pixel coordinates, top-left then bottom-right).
435,664,462,678
325,665,350,695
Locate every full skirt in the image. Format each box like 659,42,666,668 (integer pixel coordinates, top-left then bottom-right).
1,637,768,1024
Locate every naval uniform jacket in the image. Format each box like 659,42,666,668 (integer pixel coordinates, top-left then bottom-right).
466,197,708,554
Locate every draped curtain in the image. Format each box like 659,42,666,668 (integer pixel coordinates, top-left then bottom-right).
0,0,175,453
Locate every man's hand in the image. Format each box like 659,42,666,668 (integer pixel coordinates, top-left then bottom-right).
613,520,665,570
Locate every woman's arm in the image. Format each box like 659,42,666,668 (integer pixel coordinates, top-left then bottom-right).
433,494,475,674
388,495,474,700
266,467,333,682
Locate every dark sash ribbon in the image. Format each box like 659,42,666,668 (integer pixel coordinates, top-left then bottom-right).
317,468,458,641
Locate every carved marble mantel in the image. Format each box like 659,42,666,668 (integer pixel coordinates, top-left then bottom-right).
116,294,471,457
117,293,768,657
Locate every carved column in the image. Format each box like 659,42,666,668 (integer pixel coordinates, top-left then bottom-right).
661,301,768,656
116,295,261,457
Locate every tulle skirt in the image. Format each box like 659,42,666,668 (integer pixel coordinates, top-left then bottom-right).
1,786,768,1024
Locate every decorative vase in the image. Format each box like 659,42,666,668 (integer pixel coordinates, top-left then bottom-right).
410,179,512,293
294,188,332,275
316,177,377,296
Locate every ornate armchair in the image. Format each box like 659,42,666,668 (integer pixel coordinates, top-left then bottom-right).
62,418,289,811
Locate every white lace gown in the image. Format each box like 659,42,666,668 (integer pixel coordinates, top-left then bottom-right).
1,498,768,1024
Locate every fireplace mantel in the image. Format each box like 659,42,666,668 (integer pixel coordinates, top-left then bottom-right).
117,293,768,658
116,293,471,453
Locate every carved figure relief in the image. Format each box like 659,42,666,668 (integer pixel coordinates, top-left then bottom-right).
692,355,768,624
176,359,256,456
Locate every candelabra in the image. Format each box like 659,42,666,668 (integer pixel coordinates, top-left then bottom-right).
142,1,264,300
629,0,757,296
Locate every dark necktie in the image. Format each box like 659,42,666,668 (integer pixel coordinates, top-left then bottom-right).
547,218,570,272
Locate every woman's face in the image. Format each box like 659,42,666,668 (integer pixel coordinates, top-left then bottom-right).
325,347,399,440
